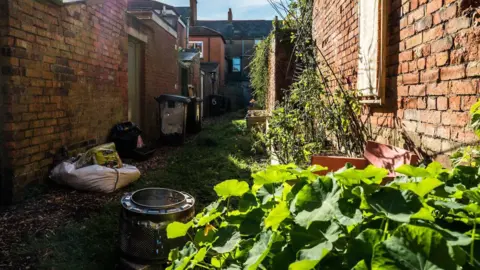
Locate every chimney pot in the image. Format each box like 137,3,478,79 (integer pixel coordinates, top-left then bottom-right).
228,8,232,22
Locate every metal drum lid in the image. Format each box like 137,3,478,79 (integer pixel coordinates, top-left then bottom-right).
121,188,195,215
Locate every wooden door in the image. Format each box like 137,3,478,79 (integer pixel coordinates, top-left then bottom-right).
128,40,141,125
200,74,204,118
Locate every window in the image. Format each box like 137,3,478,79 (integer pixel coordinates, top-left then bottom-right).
357,0,387,104
232,58,241,72
188,41,204,58
254,39,262,46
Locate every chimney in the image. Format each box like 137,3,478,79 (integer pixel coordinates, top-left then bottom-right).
190,0,197,26
228,8,232,22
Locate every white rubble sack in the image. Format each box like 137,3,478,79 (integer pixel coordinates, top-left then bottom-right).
51,162,141,193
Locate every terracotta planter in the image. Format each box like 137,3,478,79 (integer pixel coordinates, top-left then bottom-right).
311,155,369,175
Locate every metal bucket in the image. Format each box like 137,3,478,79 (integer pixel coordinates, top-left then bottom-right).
119,188,195,264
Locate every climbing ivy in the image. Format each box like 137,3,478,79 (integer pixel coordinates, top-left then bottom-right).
249,33,273,108
256,0,370,165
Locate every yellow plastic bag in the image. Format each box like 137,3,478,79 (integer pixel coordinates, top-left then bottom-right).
76,143,123,169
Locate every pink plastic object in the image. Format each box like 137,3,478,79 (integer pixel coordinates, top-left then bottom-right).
363,141,419,178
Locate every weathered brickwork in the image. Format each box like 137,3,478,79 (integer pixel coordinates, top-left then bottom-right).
0,1,187,203
140,18,180,141
189,36,226,86
0,0,129,197
313,0,480,165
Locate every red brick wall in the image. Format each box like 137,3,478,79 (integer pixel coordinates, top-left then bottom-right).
141,18,180,141
189,36,226,86
267,28,295,112
177,22,187,49
313,0,359,87
313,0,480,165
1,0,129,199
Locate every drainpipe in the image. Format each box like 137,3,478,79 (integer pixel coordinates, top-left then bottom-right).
187,17,190,44
208,37,211,61
241,39,244,77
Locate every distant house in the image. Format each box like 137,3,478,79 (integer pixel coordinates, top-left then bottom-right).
189,26,226,87
196,9,273,81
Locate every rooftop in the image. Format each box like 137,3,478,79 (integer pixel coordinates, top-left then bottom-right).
200,62,219,73
196,20,273,40
190,26,226,43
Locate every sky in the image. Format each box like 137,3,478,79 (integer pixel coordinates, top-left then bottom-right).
160,0,279,20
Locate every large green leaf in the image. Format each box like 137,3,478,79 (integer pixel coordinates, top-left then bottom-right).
347,229,382,268
193,226,216,246
290,222,341,252
265,201,291,231
191,247,207,265
214,180,250,198
371,224,460,270
290,183,323,213
397,177,444,197
244,231,276,270
256,184,278,205
167,221,193,239
335,165,388,185
166,242,197,270
464,188,480,204
426,162,448,177
240,208,264,236
366,188,422,223
197,212,222,226
415,222,472,246
289,241,332,270
294,179,341,228
395,165,430,178
212,226,241,254
335,197,363,227
239,193,259,212
288,260,319,270
252,166,296,185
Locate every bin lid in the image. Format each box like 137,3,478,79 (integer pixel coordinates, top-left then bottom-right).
190,97,203,102
155,95,191,104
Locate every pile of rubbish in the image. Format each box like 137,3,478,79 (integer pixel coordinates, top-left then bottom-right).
50,143,141,193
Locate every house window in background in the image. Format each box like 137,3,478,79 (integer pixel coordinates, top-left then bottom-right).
254,39,262,46
232,58,241,72
188,41,204,58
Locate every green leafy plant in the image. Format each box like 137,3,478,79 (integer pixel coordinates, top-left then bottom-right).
451,100,480,167
249,34,273,109
166,161,480,269
253,0,370,165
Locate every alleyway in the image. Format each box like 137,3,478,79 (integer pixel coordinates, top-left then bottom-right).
0,112,267,269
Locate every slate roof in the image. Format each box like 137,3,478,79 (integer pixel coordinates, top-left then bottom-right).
190,26,226,43
196,20,273,40
200,62,219,73
179,51,199,62
128,1,187,27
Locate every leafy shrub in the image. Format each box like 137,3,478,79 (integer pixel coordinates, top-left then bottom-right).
249,34,273,109
166,161,480,269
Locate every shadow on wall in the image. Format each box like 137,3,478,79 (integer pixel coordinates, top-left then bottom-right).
220,82,251,111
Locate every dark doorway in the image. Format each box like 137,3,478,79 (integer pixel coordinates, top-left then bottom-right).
181,68,189,96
